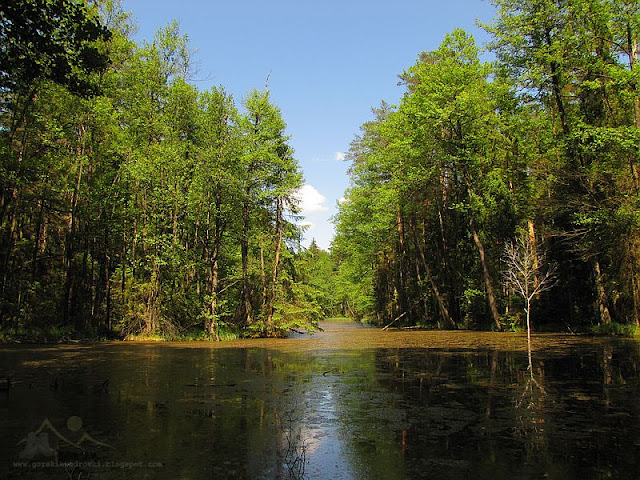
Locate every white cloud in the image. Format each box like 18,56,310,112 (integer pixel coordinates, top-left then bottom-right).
299,220,314,229
338,196,348,204
296,184,328,214
311,151,347,163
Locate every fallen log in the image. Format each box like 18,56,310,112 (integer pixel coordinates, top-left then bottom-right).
382,312,407,331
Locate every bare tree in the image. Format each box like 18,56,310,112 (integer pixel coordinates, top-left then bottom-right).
503,231,557,374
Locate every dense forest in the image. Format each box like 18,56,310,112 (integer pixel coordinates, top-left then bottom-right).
1,1,638,340
333,0,640,332
0,0,335,340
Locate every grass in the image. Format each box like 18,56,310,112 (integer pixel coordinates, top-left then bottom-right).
124,324,242,342
590,322,639,337
123,333,167,342
322,316,352,323
175,325,240,342
0,325,87,343
0,323,242,343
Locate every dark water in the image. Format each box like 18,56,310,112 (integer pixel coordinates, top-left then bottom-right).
1,321,640,479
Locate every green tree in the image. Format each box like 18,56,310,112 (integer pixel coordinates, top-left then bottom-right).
0,2,323,340
190,87,241,338
296,240,341,317
238,90,305,336
487,0,640,326
0,0,111,96
335,31,522,330
0,0,115,330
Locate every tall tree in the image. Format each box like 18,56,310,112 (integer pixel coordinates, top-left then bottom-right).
487,0,640,326
335,31,521,329
0,0,112,328
238,90,303,335
191,87,240,338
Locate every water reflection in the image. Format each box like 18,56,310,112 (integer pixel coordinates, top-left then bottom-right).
1,323,640,479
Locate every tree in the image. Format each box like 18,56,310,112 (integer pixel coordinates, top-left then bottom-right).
402,29,519,330
503,231,557,372
190,86,241,338
331,1,639,333
487,0,640,328
334,31,521,329
0,0,111,97
296,240,341,317
0,2,322,340
238,89,305,335
0,0,116,330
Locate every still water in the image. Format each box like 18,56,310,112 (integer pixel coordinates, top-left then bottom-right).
1,321,640,479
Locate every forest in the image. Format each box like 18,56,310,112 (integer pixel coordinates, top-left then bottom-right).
1,0,639,340
333,0,640,333
0,0,336,340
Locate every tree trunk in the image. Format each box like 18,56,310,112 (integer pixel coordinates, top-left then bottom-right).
207,254,220,340
628,24,639,129
63,128,86,327
210,194,225,339
241,199,252,326
105,248,111,332
266,197,283,333
413,221,456,328
395,207,408,319
592,256,612,325
260,240,267,308
528,220,540,295
631,239,640,327
469,216,502,330
31,200,46,281
526,300,533,376
145,259,160,334
628,26,640,192
94,220,111,332
545,27,569,136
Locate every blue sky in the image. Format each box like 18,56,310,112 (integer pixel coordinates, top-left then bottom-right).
126,0,496,250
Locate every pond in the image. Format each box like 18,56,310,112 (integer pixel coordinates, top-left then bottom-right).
1,320,640,479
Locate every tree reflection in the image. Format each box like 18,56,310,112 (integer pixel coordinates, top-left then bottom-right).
514,354,547,464
276,405,308,479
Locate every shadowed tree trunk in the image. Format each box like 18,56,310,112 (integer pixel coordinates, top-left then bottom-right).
469,216,502,330
266,197,283,333
592,257,612,325
412,219,456,328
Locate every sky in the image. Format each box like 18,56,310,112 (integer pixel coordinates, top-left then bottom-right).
125,0,496,250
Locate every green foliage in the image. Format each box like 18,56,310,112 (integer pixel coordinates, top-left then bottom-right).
503,312,524,333
2,0,638,339
295,241,342,317
178,326,239,342
334,31,518,329
0,4,318,340
334,0,640,330
591,322,639,337
0,0,111,96
0,324,80,343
